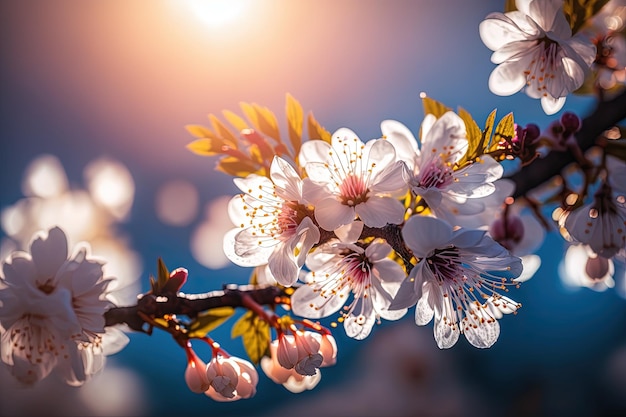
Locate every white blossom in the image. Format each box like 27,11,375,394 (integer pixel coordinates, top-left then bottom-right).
382,113,506,228
479,0,596,114
291,223,407,340
392,216,524,349
0,226,128,386
298,129,407,231
223,156,321,286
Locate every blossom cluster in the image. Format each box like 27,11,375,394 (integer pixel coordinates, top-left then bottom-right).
224,110,527,349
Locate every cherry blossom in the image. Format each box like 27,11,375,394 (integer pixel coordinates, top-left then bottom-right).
298,129,407,231
564,181,626,258
382,113,507,228
392,216,524,349
0,226,128,386
291,224,407,340
479,0,596,114
205,356,258,402
560,244,616,292
261,338,328,393
223,156,321,286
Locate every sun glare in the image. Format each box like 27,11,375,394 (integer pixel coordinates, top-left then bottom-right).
184,0,249,26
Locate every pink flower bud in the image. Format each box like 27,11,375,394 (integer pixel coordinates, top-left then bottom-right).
205,356,258,401
184,350,210,394
276,334,299,369
319,334,338,367
560,111,581,134
490,215,524,251
161,267,188,294
206,355,239,399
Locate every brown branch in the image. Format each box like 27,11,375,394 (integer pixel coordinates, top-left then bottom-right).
510,89,626,198
104,285,286,331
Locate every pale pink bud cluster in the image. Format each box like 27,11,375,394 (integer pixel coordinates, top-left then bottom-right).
184,347,258,401
261,332,337,393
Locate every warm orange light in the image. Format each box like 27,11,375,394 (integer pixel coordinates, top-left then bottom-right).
183,0,249,27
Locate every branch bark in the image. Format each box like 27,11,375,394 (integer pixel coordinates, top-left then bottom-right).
510,89,626,198
104,285,286,331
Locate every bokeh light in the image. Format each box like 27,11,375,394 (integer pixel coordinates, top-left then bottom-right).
155,179,199,226
190,195,232,269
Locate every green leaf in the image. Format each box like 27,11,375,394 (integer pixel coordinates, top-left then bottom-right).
240,103,281,142
223,110,249,133
563,0,610,34
185,124,214,139
209,114,239,146
188,307,236,338
186,138,221,156
231,310,271,365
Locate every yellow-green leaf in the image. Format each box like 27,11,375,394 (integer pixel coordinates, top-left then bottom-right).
188,307,236,338
307,112,331,143
223,110,249,133
209,114,238,146
185,124,214,139
240,103,281,142
231,310,271,365
504,0,516,12
286,93,304,156
458,107,482,150
490,112,515,153
216,156,262,177
421,96,450,119
186,138,221,156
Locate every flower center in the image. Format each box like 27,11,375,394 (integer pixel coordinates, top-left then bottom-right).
342,251,372,286
427,246,463,284
37,279,55,294
276,201,313,239
417,159,453,189
338,174,369,207
523,38,560,97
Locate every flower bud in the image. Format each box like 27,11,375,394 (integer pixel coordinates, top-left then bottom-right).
560,111,581,134
276,334,299,369
205,356,258,401
489,215,524,251
319,334,338,367
206,355,239,399
184,350,210,394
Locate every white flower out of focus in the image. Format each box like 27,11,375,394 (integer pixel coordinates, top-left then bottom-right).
479,0,597,114
392,216,524,349
298,128,407,231
0,226,128,386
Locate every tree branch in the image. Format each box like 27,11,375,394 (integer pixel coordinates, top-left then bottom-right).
510,89,626,199
104,285,287,331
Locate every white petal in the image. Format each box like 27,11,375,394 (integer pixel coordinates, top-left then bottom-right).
540,95,566,115
222,228,273,267
355,196,405,227
299,139,332,167
380,120,419,166
291,284,347,318
489,61,529,96
402,216,453,258
463,317,500,349
30,227,68,280
434,319,460,349
314,197,355,231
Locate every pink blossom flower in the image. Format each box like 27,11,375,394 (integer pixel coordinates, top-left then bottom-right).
205,356,258,402
261,338,322,393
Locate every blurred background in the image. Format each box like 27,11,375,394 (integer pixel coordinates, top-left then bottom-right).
1,1,626,416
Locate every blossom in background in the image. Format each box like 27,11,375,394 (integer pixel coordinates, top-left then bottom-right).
382,113,507,228
298,129,407,231
564,181,626,258
392,216,524,349
291,222,407,340
479,0,596,114
588,0,626,90
560,244,616,291
0,227,128,386
224,156,321,286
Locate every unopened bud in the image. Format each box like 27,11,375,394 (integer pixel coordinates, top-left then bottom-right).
560,112,581,134
490,216,524,250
